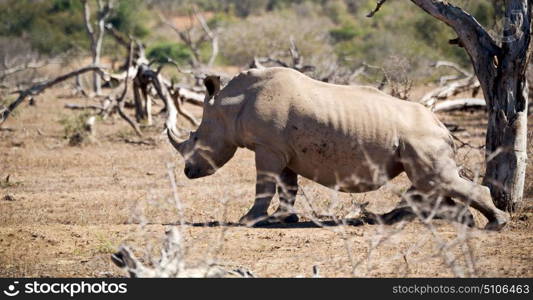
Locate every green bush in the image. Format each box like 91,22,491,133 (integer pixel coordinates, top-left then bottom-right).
0,0,85,55
49,0,83,13
58,112,94,146
329,24,360,43
108,0,150,38
0,0,150,56
147,42,192,65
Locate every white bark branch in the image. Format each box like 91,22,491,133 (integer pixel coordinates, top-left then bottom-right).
194,9,219,67
420,75,480,107
433,98,486,112
82,0,113,96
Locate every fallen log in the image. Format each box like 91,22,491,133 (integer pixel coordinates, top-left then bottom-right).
420,75,480,108
64,103,105,111
173,87,204,106
433,98,486,112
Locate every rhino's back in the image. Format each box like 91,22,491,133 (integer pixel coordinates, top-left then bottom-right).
234,68,451,191
238,67,444,147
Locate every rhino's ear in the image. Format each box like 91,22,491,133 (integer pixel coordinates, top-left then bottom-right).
204,76,221,100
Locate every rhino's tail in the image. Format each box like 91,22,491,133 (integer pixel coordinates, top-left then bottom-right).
446,130,458,155
431,113,477,181
432,113,457,155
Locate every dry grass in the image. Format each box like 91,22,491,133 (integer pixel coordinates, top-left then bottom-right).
0,87,532,277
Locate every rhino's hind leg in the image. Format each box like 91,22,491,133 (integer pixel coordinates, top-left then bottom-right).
404,157,509,231
239,147,287,227
396,187,475,227
270,167,299,224
440,176,509,231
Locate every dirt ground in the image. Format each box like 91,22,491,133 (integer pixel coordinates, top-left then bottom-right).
0,86,532,278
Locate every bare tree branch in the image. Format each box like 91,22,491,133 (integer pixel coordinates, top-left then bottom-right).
115,42,143,137
0,65,109,125
159,12,201,67
0,61,49,81
408,0,500,91
194,8,219,67
159,9,219,68
367,0,388,18
433,60,471,78
64,103,105,111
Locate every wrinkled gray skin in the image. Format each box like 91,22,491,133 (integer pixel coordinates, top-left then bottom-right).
168,67,509,230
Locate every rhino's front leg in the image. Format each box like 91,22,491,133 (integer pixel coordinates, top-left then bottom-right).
238,173,276,226
239,147,285,227
270,168,299,223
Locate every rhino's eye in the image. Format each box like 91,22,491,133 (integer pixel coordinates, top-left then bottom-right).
189,131,198,141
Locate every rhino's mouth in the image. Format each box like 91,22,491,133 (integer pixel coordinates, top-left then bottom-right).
184,165,199,179
184,165,216,179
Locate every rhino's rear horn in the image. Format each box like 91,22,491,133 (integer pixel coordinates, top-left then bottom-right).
204,76,221,98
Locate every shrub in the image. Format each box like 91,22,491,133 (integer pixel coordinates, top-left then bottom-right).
58,112,94,146
107,0,150,38
329,25,360,43
0,0,150,56
220,10,335,67
147,42,192,65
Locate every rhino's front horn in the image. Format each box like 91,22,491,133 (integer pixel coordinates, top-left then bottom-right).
167,128,186,152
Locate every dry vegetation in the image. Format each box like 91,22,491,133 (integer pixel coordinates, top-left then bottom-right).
0,83,531,277
0,0,531,279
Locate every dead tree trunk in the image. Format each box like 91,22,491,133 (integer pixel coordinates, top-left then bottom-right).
483,1,530,211
369,0,532,211
82,0,114,96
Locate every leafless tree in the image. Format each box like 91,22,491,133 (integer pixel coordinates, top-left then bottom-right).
249,38,316,74
369,0,532,211
82,0,115,96
159,8,219,69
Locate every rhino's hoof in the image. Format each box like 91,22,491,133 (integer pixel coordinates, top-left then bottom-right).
484,221,506,231
484,212,509,231
239,214,269,227
271,213,299,224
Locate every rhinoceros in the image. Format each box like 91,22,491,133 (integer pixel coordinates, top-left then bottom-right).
167,67,509,230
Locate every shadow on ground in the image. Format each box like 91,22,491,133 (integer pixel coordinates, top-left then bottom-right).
152,205,474,229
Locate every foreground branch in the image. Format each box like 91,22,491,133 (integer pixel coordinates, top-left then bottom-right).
111,228,253,278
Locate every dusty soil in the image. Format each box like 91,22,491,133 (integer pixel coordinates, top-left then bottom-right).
0,86,532,278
